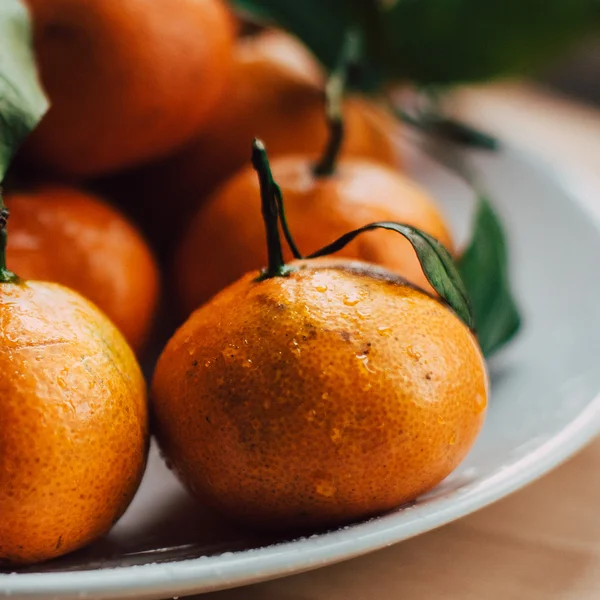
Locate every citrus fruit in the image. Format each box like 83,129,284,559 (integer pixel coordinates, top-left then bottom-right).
152,139,486,530
154,260,486,529
22,0,235,177
5,184,159,353
176,155,453,315
112,30,398,241
0,282,148,565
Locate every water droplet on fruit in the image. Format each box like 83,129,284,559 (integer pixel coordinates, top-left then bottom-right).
474,393,486,414
315,284,328,293
343,294,361,307
305,409,317,422
356,309,371,319
242,359,252,368
222,345,241,361
449,433,457,446
356,353,375,373
437,416,446,425
322,392,329,400
330,428,342,444
377,325,392,336
204,360,211,367
406,345,422,360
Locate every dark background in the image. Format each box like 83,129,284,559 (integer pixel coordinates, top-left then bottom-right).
542,38,600,104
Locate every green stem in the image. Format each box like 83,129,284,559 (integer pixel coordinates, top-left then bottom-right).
273,183,302,259
0,189,17,283
313,30,361,177
313,73,345,177
251,139,292,279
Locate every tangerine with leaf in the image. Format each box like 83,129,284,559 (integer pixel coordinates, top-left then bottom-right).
176,34,451,314
152,139,487,531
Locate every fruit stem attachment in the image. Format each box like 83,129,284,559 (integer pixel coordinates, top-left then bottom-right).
0,189,18,283
313,30,361,178
252,139,295,279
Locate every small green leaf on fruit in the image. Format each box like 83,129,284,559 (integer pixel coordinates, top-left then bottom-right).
308,221,474,329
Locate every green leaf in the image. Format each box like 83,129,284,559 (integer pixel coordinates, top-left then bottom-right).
233,0,353,72
307,221,474,329
232,0,599,86
370,0,600,84
458,196,521,356
231,0,382,91
0,0,48,181
397,107,501,151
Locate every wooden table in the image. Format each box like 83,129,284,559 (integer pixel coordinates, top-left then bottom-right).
196,83,600,600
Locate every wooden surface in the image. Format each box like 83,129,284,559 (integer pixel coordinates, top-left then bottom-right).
195,83,600,600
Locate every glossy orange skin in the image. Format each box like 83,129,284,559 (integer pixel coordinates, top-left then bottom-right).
22,0,234,177
4,185,159,353
153,260,488,530
176,157,453,315
0,281,148,565
123,30,398,216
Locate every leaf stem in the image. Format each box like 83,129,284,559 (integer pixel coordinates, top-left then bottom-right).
307,220,473,329
313,30,361,177
0,189,18,283
251,139,293,279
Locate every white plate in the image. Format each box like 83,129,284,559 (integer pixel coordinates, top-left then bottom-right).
3,146,600,600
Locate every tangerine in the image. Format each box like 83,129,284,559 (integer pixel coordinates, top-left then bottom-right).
154,259,486,529
22,0,235,177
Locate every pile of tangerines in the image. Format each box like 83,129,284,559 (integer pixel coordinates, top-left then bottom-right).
0,0,488,566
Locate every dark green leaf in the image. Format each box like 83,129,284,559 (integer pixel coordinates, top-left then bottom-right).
230,0,382,91
0,0,48,180
307,221,474,329
432,118,500,151
368,0,600,84
458,196,521,356
397,107,500,151
232,0,353,73
232,0,599,86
